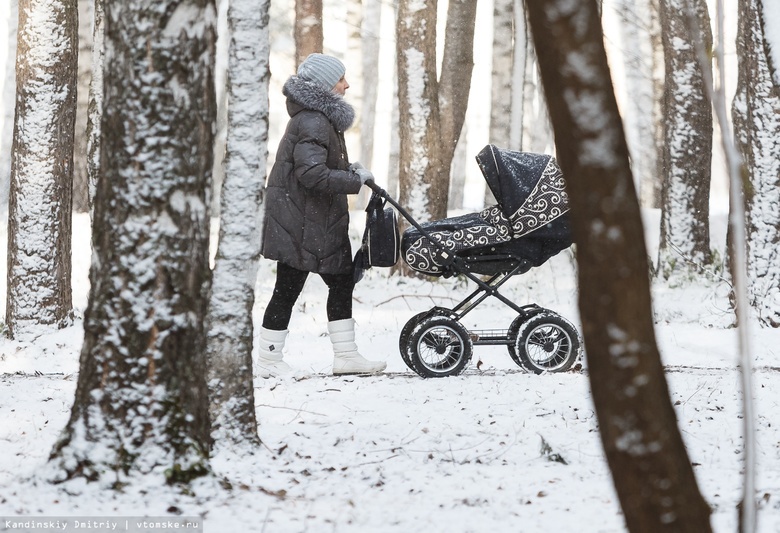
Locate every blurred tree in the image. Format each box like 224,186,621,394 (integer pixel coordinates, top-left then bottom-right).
86,0,104,212
6,0,76,340
524,0,713,531
50,0,216,485
72,0,92,213
295,0,323,66
656,0,713,280
733,0,780,328
0,0,18,217
615,0,663,209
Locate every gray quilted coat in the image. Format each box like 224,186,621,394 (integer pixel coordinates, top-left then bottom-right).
261,76,362,275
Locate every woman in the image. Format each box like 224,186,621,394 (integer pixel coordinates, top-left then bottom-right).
258,53,386,377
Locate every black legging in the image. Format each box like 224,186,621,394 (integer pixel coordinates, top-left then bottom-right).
262,262,355,330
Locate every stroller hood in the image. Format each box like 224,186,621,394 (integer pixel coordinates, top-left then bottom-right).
476,144,570,238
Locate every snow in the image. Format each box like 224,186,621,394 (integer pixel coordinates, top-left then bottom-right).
1,209,780,532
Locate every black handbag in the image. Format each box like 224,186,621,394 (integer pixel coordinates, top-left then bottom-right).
354,192,400,281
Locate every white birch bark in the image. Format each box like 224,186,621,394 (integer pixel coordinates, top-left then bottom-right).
361,0,381,172
0,0,18,218
615,0,659,209
86,0,104,211
509,0,527,152
206,0,271,447
486,0,513,206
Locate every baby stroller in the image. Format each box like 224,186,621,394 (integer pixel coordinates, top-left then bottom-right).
361,144,583,378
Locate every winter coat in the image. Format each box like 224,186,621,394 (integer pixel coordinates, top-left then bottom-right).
261,76,363,275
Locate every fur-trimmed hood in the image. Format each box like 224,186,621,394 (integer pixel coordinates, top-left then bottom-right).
283,75,355,132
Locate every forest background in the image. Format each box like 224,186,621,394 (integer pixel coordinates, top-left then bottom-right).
0,1,779,533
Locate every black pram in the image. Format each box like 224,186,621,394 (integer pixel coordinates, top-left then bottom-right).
362,144,583,378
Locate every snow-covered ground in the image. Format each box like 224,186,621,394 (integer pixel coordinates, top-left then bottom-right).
0,209,779,533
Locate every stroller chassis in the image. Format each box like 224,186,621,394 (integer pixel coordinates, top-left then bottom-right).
366,180,582,379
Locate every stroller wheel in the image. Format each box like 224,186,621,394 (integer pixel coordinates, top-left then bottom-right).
399,310,450,371
405,316,473,378
509,311,581,374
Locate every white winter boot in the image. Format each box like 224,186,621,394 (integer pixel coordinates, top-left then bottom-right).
329,318,387,375
255,327,292,378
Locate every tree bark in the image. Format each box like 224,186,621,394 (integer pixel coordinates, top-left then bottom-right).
86,0,104,212
657,0,712,279
487,0,514,206
72,0,92,213
0,0,18,217
207,0,270,448
295,0,323,67
50,0,216,485
7,0,76,340
524,0,713,531
395,0,444,225
395,0,476,232
616,0,661,209
733,0,780,327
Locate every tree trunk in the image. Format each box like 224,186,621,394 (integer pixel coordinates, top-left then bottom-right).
616,0,661,209
523,0,713,531
396,0,444,225
207,0,270,448
656,0,712,280
487,0,514,206
0,0,18,217
439,0,477,207
49,0,216,485
509,0,527,152
6,0,76,340
360,0,381,172
86,0,104,212
395,0,476,234
733,0,780,327
72,0,92,213
295,0,323,67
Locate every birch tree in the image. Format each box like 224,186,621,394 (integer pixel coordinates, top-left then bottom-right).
486,0,514,206
50,0,216,485
523,0,712,530
72,0,92,213
615,0,661,208
360,0,381,173
0,0,18,215
86,0,104,211
733,0,780,327
396,0,477,227
206,0,270,448
656,0,713,280
6,0,77,340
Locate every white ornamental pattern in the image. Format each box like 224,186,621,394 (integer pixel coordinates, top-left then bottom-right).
507,160,569,238
404,218,511,275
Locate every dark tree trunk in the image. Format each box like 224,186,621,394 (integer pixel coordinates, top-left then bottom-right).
524,0,712,531
49,0,216,485
295,0,323,67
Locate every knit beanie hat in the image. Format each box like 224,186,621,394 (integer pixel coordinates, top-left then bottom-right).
297,53,346,90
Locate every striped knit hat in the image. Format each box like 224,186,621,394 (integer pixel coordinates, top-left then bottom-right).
297,53,346,90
